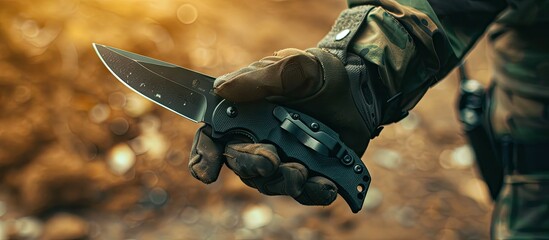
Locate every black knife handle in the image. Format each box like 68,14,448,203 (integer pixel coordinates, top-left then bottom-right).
210,99,370,213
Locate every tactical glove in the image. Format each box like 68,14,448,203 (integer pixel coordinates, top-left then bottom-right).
189,47,385,206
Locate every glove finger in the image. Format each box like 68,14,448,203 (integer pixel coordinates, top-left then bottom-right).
188,125,225,184
294,176,338,206
242,162,308,198
224,143,281,179
214,48,322,102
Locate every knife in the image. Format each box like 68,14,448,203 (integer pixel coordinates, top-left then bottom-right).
93,43,371,213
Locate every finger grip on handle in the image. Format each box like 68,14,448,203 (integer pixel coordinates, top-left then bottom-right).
279,118,331,155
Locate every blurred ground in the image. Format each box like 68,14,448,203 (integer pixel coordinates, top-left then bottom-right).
0,0,495,239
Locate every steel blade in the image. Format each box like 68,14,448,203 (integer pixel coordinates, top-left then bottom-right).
93,43,220,123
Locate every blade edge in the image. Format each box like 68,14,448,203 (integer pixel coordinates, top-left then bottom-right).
93,43,211,123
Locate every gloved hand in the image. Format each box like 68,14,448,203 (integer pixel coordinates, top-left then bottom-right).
189,48,383,206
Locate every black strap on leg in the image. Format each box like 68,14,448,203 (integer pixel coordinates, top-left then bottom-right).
460,77,549,200
459,78,504,200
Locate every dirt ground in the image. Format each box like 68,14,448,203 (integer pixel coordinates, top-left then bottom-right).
0,0,495,239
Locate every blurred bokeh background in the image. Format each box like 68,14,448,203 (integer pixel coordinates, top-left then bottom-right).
0,0,495,239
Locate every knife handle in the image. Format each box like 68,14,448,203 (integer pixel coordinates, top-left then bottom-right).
210,99,370,213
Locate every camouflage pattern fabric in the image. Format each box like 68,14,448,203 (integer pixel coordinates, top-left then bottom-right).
343,0,549,239
492,175,549,239
488,20,549,142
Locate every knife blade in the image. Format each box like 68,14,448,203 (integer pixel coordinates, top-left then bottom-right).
93,43,371,213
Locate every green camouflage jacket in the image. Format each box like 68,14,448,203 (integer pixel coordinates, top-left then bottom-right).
342,1,549,238
343,0,549,120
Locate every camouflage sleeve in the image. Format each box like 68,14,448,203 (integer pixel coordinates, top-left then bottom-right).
344,0,506,118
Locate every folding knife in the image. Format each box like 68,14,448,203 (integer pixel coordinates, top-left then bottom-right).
93,43,371,213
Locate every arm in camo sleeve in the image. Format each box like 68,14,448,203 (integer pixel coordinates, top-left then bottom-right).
343,0,507,121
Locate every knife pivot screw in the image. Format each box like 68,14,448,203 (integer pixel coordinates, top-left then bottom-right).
310,122,320,131
226,106,238,118
291,113,300,120
353,164,363,174
341,154,353,166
